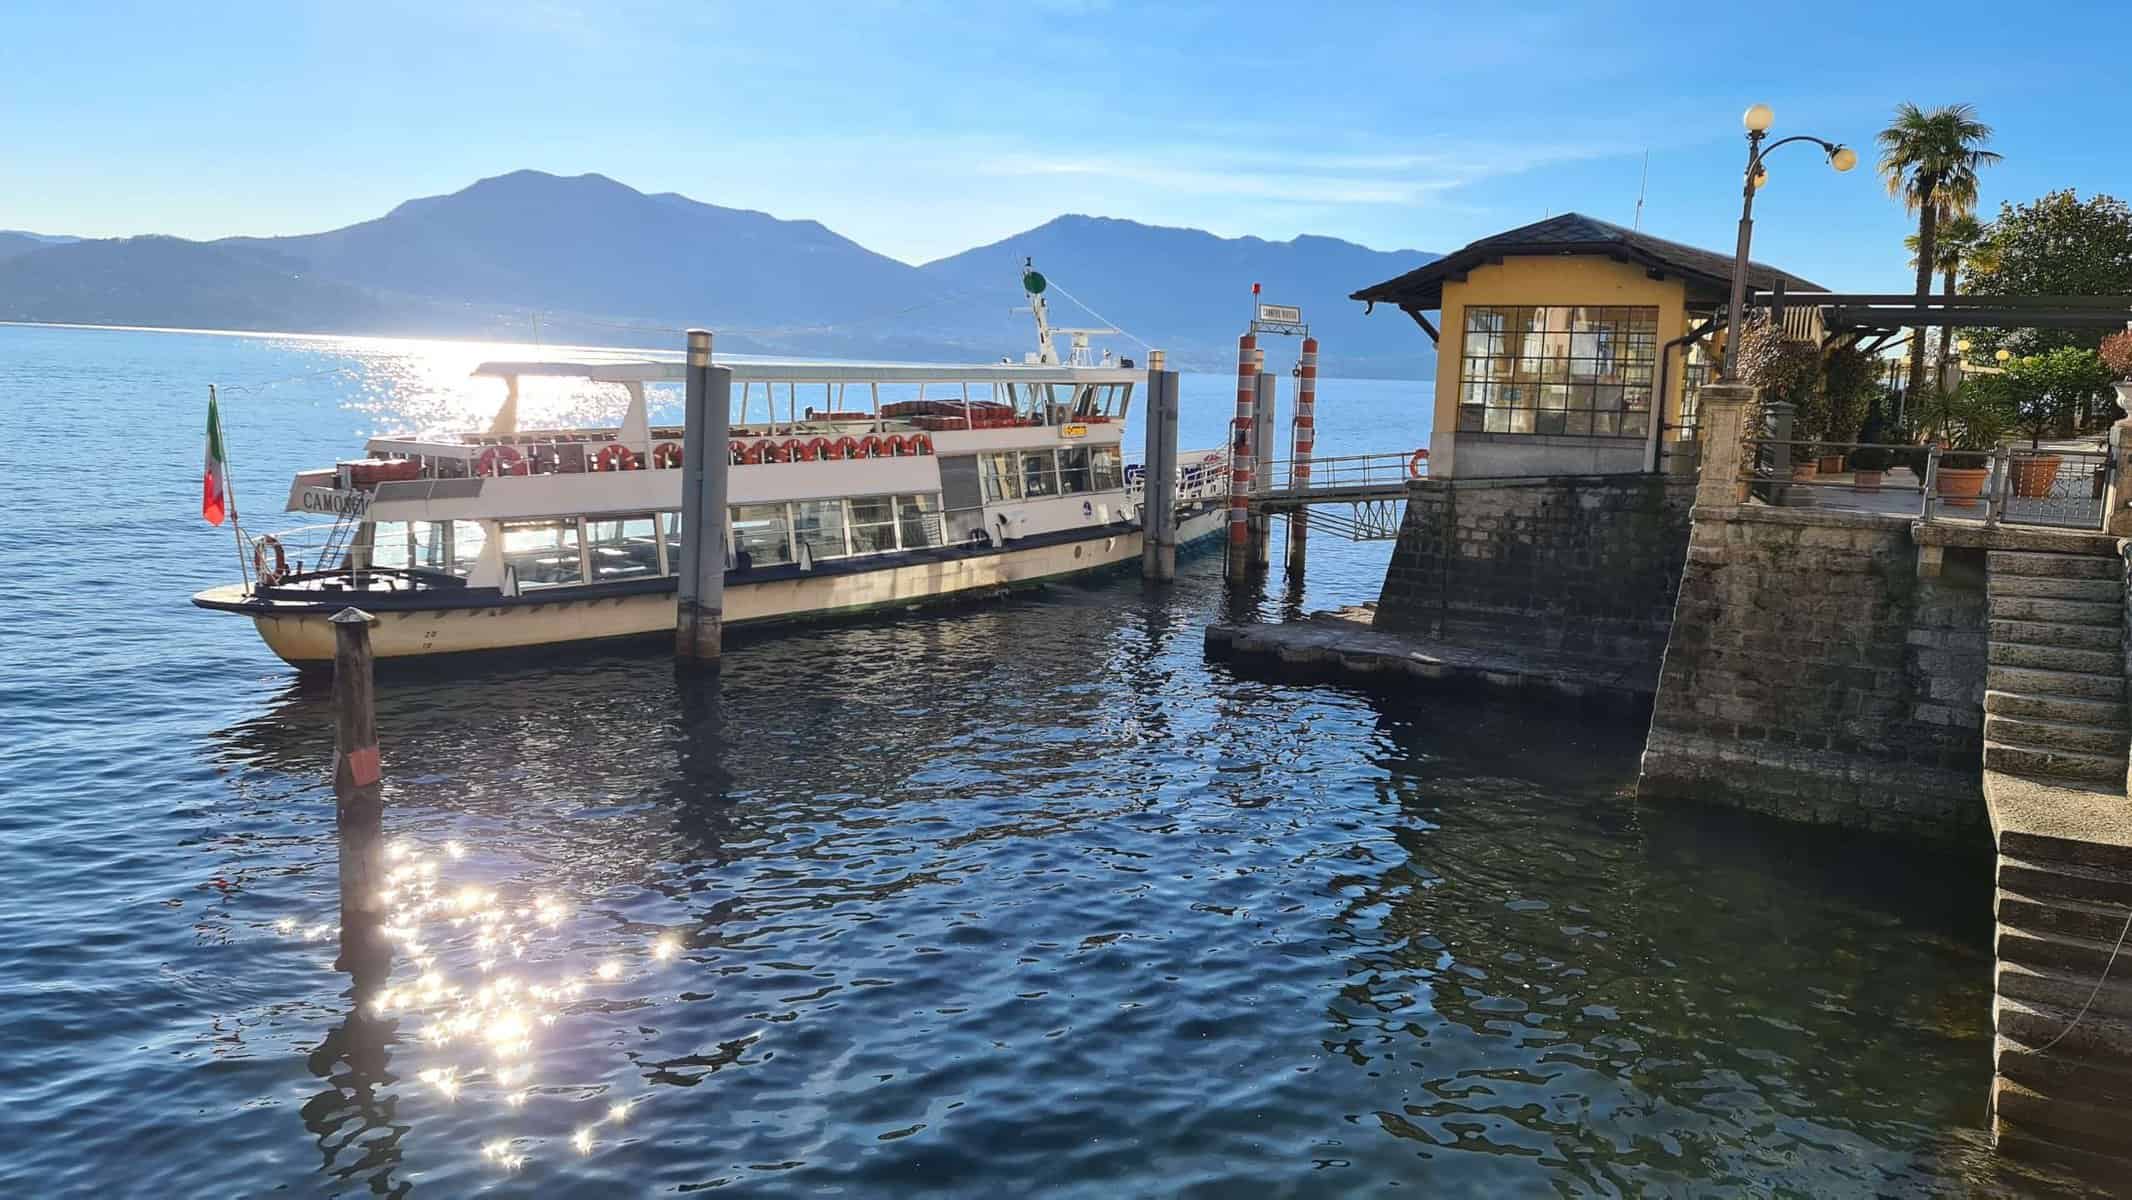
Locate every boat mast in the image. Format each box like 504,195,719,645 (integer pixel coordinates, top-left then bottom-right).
1023,259,1059,366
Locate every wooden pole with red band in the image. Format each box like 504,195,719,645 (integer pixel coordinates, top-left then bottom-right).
330,606,387,971
1287,336,1317,575
1227,332,1256,581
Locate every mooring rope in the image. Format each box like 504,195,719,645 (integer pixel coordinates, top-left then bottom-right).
2029,905,2132,1054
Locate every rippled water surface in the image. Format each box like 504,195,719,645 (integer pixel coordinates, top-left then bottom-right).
0,325,2058,1195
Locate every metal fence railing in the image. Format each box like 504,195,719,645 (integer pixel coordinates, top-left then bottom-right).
1259,450,1425,494
1739,436,2114,530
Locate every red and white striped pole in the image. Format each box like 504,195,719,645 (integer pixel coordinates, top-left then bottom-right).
1228,330,1257,580
1287,336,1317,575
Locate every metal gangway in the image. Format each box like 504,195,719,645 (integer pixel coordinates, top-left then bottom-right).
1248,449,1425,540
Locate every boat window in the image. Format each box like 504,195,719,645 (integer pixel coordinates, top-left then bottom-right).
450,520,488,577
896,494,941,548
980,451,1023,502
848,496,898,555
730,504,793,568
369,521,409,569
500,519,584,589
1020,450,1060,498
1090,446,1124,491
586,516,661,581
410,521,451,572
792,499,849,562
1058,447,1093,495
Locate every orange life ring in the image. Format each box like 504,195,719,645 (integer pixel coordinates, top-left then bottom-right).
594,444,640,472
777,438,804,463
740,440,767,465
652,441,683,469
728,439,748,465
1408,447,1430,478
860,434,887,459
253,534,288,587
905,433,933,456
803,436,831,462
832,435,861,460
474,445,526,477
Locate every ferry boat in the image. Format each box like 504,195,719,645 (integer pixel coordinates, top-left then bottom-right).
193,274,1230,667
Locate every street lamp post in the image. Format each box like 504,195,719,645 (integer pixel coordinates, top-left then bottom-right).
1720,104,1858,378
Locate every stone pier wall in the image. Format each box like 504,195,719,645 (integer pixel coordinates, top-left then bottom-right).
1637,505,1989,838
1375,475,1697,666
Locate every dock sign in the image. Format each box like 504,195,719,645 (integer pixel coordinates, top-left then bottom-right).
301,486,372,517
1256,302,1303,325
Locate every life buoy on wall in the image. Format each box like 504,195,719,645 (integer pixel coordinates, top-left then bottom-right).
474,444,526,477
652,441,684,469
253,534,288,587
594,444,641,472
1408,447,1430,478
832,435,861,461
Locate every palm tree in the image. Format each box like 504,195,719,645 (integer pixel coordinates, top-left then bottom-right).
1906,211,1985,386
1877,103,2002,396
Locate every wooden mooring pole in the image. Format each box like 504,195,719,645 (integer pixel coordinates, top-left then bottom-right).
675,329,732,666
1286,336,1317,576
1141,350,1179,582
1251,366,1276,568
329,607,388,972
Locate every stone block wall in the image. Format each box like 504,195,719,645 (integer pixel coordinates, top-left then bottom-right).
1375,475,1697,665
1638,505,1988,838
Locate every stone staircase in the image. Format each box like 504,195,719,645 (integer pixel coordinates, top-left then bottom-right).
1990,784,2132,1172
1983,545,2132,1172
1984,551,2129,785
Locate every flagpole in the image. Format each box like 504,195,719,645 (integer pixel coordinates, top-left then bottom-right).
215,385,252,590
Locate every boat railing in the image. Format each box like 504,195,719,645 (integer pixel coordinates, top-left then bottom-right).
1126,447,1232,507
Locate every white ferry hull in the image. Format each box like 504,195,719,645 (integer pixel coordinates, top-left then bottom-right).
214,510,1223,667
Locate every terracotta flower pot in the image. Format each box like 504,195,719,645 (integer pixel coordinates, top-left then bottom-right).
1936,466,1989,508
1817,454,1845,475
1790,463,1819,482
2011,455,2062,499
1852,470,1883,493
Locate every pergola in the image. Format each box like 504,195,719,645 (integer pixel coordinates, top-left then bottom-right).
1750,289,2132,354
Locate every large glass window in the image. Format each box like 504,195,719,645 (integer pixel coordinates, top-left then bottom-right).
731,504,792,567
1457,305,1656,438
980,452,1023,502
1020,450,1060,497
450,520,488,577
1090,446,1124,491
793,499,848,562
501,519,583,590
848,496,898,555
897,494,941,548
586,516,661,581
1058,447,1093,494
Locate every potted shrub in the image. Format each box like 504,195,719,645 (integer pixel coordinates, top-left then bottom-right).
1848,445,1892,493
1928,385,2009,509
2002,348,2115,496
2102,330,2132,417
1736,316,1824,479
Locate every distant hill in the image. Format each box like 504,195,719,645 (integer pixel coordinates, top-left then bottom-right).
918,215,1437,376
0,230,78,261
0,171,1439,376
0,236,389,331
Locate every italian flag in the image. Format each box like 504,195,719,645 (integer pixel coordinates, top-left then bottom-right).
202,389,232,526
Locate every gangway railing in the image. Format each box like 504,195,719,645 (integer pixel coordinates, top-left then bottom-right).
1126,447,1232,508
1259,449,1424,496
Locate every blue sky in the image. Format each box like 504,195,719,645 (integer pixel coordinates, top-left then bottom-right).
4,1,2125,290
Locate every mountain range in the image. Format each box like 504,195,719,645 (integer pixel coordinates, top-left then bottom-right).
0,171,1439,376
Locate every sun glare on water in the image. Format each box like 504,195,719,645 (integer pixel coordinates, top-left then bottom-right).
288,837,669,1172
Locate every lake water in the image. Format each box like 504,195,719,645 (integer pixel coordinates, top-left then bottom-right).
0,324,2075,1195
